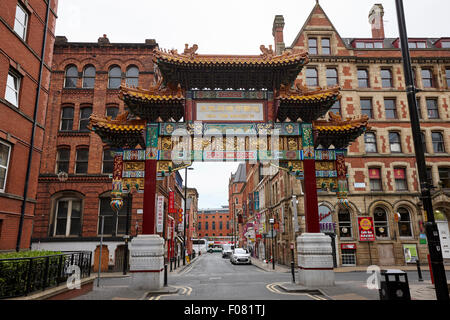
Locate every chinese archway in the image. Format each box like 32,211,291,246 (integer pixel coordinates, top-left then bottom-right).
89,44,369,238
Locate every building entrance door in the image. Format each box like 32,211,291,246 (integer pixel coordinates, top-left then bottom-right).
377,244,395,265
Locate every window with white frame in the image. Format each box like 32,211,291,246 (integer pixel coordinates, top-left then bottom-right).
54,198,82,236
5,71,21,107
0,141,11,192
125,66,139,87
108,66,122,89
397,207,413,237
82,65,96,88
14,4,28,40
64,65,78,88
364,132,377,153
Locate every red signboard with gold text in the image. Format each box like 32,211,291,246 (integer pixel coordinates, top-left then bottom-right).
168,191,176,213
358,217,375,241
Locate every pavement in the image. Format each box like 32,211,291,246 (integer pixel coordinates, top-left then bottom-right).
249,256,450,300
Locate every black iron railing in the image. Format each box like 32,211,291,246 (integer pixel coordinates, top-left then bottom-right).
0,251,92,299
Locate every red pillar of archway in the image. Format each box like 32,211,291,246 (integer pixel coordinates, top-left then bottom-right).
303,159,320,233
142,159,157,234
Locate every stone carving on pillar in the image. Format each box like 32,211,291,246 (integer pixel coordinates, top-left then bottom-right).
129,234,165,290
297,233,335,287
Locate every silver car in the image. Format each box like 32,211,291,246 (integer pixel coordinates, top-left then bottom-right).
230,248,251,265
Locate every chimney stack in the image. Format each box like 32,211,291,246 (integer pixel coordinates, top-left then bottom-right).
368,4,385,38
272,15,285,55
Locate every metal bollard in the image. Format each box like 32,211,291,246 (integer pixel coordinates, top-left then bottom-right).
416,259,423,282
164,264,168,287
291,261,295,283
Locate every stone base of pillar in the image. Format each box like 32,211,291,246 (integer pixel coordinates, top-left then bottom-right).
129,234,164,290
297,233,335,287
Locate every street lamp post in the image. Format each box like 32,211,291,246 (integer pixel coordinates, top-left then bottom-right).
395,0,449,301
123,191,132,275
183,167,194,266
269,218,275,270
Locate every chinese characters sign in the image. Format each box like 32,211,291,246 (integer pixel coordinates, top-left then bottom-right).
156,196,164,233
196,102,264,121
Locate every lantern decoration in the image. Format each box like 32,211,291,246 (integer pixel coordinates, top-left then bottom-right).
110,197,123,214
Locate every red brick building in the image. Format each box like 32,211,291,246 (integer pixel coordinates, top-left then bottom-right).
0,0,58,251
196,206,231,240
235,2,450,266
30,35,186,269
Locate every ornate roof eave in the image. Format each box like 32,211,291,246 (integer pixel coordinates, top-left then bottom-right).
152,44,309,90
88,112,146,149
276,84,341,122
119,81,185,122
313,112,370,149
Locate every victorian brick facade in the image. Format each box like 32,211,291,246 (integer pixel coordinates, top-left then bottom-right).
30,35,187,269
235,3,450,267
0,0,58,251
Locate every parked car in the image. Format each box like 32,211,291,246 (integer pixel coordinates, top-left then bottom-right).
221,244,233,258
230,248,251,265
207,243,222,253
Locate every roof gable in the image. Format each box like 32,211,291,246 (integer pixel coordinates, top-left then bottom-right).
289,2,351,56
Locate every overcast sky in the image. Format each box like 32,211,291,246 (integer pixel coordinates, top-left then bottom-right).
55,0,449,208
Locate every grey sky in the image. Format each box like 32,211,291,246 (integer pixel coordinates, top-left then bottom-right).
55,0,449,208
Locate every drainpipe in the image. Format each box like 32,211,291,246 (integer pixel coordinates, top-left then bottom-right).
16,0,51,252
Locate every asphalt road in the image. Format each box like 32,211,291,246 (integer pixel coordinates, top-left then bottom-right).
153,252,322,300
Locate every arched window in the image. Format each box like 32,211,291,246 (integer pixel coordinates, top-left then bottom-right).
108,66,121,89
82,65,96,88
125,66,139,87
318,205,334,233
54,197,82,236
64,65,78,88
374,207,389,238
397,207,413,237
338,208,352,238
56,148,70,173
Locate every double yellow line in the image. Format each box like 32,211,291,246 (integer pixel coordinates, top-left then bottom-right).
266,282,327,300
148,285,193,300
